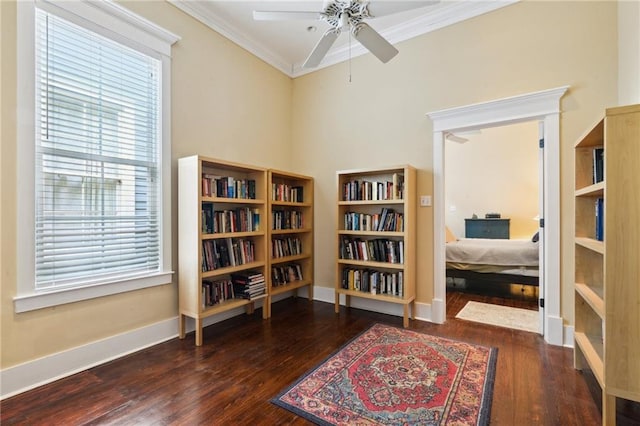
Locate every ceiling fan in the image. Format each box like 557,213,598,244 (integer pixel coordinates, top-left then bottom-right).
253,1,438,68
444,130,482,143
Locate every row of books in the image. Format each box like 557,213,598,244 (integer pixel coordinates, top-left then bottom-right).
344,208,403,232
341,267,404,296
202,238,255,272
592,147,604,184
595,197,604,241
272,237,302,258
202,174,257,199
202,279,235,308
340,237,404,264
272,183,304,203
342,173,404,201
272,210,304,230
202,205,260,234
272,263,304,287
230,271,266,299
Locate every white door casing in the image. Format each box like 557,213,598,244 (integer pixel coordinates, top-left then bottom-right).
426,85,568,346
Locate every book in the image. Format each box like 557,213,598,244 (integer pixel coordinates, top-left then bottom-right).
595,197,604,241
593,148,604,184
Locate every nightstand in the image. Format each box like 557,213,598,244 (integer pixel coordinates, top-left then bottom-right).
465,218,510,239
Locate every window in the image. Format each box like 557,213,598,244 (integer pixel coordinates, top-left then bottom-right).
16,1,179,312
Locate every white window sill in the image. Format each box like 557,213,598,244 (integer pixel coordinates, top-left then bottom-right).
14,271,174,313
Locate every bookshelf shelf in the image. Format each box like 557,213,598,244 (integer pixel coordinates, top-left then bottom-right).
267,169,314,318
335,165,416,328
178,155,269,346
271,253,310,264
338,230,405,237
203,196,265,204
270,279,313,296
575,182,604,197
202,231,265,239
337,199,405,206
573,104,640,425
575,237,604,254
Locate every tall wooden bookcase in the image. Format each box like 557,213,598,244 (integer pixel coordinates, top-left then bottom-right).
266,169,314,318
178,155,268,346
573,104,640,425
335,165,416,327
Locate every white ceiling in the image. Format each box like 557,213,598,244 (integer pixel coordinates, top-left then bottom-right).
168,1,518,78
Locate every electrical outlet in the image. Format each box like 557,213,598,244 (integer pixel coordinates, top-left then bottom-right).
420,195,431,207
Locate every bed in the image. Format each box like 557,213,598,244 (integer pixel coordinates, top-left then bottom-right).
445,237,539,286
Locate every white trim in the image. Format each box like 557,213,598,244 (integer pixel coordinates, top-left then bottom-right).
168,0,292,76
0,317,178,400
15,0,178,312
312,285,434,323
564,325,575,348
13,272,174,313
37,0,180,57
168,0,517,78
427,86,569,346
2,292,292,400
291,0,519,77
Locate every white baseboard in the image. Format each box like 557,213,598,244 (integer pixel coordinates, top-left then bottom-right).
312,286,434,323
3,286,566,400
563,325,575,348
0,294,290,400
0,317,179,400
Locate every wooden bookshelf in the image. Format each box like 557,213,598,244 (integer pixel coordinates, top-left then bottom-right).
573,104,640,425
266,169,314,318
178,155,268,346
335,165,416,327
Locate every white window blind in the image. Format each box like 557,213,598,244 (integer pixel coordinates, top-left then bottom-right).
34,8,162,290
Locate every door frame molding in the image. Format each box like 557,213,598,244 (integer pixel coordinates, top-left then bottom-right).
426,85,569,346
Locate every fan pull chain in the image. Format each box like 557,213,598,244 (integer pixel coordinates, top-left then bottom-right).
348,29,352,83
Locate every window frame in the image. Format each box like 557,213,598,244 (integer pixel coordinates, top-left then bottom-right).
15,0,179,313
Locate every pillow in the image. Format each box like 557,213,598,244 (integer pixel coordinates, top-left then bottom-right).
445,226,457,243
532,231,539,243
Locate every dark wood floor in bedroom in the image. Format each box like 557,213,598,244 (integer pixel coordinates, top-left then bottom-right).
2,289,638,425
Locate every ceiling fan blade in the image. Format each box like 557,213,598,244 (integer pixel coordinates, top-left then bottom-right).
253,11,322,21
303,29,340,68
366,1,439,18
444,132,468,143
352,23,398,63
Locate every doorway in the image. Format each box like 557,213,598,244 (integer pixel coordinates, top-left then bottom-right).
427,86,568,346
444,122,541,332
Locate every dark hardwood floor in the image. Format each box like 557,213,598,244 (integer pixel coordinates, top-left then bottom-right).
1,289,633,425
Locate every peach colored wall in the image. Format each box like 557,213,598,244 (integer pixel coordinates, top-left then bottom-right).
0,0,626,372
291,1,618,325
0,0,292,368
445,122,539,240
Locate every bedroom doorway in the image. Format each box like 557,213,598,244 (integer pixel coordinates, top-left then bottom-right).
443,121,541,332
427,86,568,346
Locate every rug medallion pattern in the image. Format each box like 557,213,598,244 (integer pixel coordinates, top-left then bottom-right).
272,323,497,425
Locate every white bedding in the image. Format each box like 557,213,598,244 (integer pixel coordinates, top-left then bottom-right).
445,238,539,267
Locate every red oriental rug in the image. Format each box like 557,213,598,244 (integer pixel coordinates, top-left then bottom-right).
272,323,497,425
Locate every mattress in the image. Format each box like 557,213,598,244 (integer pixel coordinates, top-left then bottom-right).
445,238,539,267
446,262,539,277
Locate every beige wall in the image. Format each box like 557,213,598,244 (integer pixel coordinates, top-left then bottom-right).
0,0,625,372
0,1,292,368
444,122,540,240
291,1,618,319
618,0,640,104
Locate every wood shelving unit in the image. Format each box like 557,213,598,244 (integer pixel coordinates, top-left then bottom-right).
178,155,268,346
573,104,640,425
266,170,314,317
335,165,416,327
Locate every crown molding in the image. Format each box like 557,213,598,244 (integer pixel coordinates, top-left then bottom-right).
169,0,519,78
168,0,294,76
